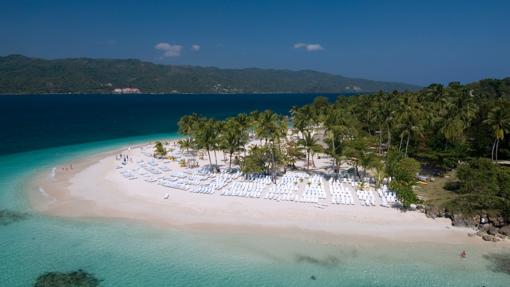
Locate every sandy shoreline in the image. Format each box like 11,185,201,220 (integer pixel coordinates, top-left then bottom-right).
28,140,504,247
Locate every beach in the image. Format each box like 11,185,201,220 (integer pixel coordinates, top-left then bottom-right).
30,139,497,246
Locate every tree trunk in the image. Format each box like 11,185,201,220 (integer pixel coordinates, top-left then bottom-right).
271,143,277,183
229,152,233,169
207,149,213,172
491,138,497,161
214,150,218,166
387,124,392,150
495,139,500,162
399,134,404,152
335,158,342,179
331,131,336,170
405,133,411,156
378,126,382,154
306,150,310,170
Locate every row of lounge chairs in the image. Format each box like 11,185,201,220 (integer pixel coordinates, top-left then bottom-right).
302,175,326,203
222,182,265,198
118,150,401,207
329,180,355,205
356,189,376,206
378,186,398,207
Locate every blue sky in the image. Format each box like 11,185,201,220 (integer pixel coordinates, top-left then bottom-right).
1,0,509,85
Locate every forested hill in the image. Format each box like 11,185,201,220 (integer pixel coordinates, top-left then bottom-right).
0,55,420,94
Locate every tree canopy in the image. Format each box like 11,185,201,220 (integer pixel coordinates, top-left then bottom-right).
177,77,510,214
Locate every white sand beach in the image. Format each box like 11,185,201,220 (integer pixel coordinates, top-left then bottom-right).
30,139,498,246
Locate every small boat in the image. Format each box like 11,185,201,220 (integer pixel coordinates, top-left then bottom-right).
164,193,170,199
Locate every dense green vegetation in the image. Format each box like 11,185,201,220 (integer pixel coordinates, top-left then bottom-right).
445,158,510,217
0,55,419,94
177,78,510,216
386,151,421,207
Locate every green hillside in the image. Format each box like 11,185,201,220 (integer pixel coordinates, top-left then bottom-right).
0,55,420,94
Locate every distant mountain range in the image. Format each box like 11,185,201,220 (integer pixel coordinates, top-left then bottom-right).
0,55,420,94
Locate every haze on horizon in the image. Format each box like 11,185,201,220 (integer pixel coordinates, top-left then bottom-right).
1,0,509,86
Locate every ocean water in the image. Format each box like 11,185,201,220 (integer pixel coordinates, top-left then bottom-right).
0,94,509,286
0,93,343,155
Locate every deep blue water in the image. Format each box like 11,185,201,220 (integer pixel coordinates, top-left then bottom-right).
0,93,342,155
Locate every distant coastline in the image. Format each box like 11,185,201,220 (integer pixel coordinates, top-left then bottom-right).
0,91,361,96
0,54,421,94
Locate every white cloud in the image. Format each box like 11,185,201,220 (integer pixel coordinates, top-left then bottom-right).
293,43,324,52
191,44,201,51
155,42,183,57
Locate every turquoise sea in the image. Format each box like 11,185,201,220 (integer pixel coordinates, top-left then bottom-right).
1,94,509,286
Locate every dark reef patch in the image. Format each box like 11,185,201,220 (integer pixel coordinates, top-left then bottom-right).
295,254,341,268
0,209,29,225
34,269,101,287
483,253,510,275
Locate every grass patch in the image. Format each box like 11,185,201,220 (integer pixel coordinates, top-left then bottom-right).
415,171,458,207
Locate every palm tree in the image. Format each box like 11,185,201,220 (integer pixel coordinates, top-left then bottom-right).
395,93,424,156
283,140,304,169
154,141,167,158
321,105,356,174
311,96,330,119
254,110,287,179
298,131,322,170
255,110,276,142
211,120,223,167
484,101,510,161
423,83,444,103
178,113,199,138
437,84,478,149
194,118,220,171
291,104,314,137
220,118,248,169
177,138,193,154
383,94,399,150
439,116,465,147
371,155,386,188
370,92,397,154
358,149,376,180
343,137,373,180
235,113,251,155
